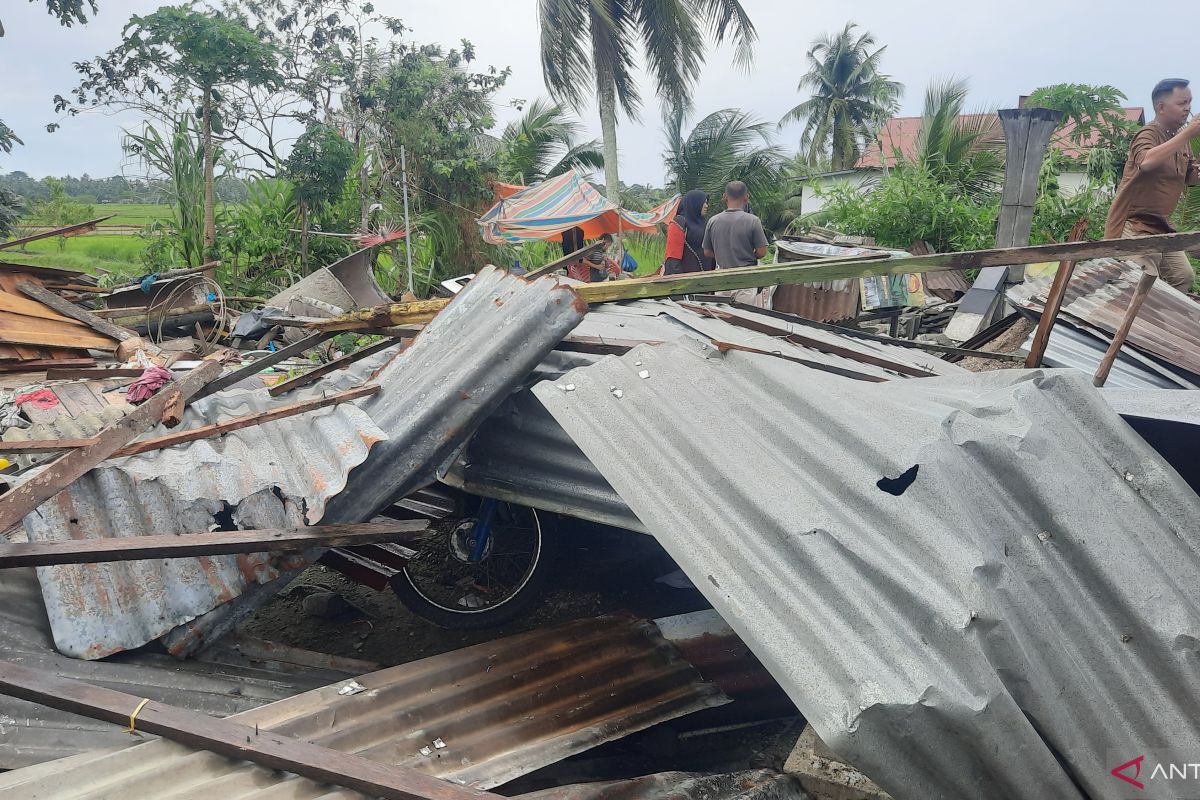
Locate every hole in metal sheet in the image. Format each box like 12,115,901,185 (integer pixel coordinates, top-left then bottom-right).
877,464,919,496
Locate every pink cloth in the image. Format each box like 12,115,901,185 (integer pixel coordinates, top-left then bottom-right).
14,389,60,410
125,366,174,403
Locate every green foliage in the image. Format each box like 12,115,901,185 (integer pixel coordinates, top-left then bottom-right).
57,5,282,120
366,41,510,284
0,120,22,155
781,23,901,171
1029,153,1110,244
286,124,355,211
666,109,785,200
1026,83,1138,188
221,178,299,295
818,165,999,252
37,0,96,26
0,188,24,240
911,77,1004,198
30,178,95,251
498,98,603,184
124,117,207,267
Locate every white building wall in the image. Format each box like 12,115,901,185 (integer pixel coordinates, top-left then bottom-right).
799,170,878,215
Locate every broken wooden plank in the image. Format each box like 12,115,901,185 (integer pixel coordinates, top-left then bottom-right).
524,241,606,279
191,331,335,400
44,367,149,380
1026,218,1091,368
162,390,186,428
112,384,380,457
306,231,1200,332
268,338,402,397
0,290,91,326
1093,271,1157,388
17,281,145,346
0,520,428,568
0,314,118,351
0,216,114,251
0,660,503,800
0,360,221,533
0,438,99,453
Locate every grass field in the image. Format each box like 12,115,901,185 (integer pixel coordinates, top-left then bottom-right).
1,202,157,278
91,203,173,226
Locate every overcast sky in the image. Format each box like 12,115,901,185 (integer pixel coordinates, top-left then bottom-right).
0,0,1192,187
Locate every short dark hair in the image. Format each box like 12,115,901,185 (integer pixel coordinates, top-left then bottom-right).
1152,79,1190,106
600,233,613,242
725,180,748,200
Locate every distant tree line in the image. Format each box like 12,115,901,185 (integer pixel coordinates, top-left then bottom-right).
0,171,248,205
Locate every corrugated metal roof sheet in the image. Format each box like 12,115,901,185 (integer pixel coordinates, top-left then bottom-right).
532,341,1200,800
0,566,361,769
0,614,729,797
1008,257,1200,378
516,771,807,800
447,297,964,528
322,266,587,523
15,266,585,662
1019,318,1185,389
21,391,388,660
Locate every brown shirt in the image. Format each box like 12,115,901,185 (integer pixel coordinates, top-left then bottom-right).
1105,121,1196,238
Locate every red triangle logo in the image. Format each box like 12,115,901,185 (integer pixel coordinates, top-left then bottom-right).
1111,755,1145,790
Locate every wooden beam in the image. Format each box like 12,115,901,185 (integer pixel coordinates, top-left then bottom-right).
688,304,935,378
44,367,149,380
110,261,221,290
191,331,335,400
268,338,403,397
524,241,606,279
574,230,1200,304
15,282,162,359
0,660,504,800
710,339,888,383
1093,271,1156,387
0,361,222,533
308,231,1200,332
0,438,99,453
1026,218,1092,368
112,384,380,457
0,215,115,250
0,521,429,568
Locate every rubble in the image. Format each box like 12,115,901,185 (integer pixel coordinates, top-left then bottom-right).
0,226,1197,800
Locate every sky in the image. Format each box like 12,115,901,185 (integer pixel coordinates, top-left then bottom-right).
0,0,1193,187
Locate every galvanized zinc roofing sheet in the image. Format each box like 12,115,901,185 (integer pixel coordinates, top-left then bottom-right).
0,615,729,797
533,342,1200,800
21,392,388,660
1008,257,1200,378
0,567,359,769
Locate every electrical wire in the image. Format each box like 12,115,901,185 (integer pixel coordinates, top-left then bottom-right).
143,275,228,351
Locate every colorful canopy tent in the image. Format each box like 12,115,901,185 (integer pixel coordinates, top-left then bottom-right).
478,171,680,244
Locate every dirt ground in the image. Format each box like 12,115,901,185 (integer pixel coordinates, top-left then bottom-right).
239,520,713,667
956,317,1036,373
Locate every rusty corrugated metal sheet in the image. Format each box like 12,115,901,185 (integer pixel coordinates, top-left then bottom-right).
922,268,970,301
0,614,729,797
769,282,859,322
0,566,361,769
20,391,389,660
1008,257,1200,378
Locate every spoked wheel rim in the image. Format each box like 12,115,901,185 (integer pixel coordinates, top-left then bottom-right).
400,503,543,615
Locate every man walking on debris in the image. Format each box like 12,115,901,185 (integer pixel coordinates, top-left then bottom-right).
1106,78,1200,292
703,181,768,269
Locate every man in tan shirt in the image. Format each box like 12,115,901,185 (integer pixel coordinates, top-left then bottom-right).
1105,78,1200,292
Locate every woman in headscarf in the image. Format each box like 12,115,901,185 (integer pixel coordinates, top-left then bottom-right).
663,189,714,275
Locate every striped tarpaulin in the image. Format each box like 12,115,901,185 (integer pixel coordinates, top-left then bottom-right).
479,171,679,244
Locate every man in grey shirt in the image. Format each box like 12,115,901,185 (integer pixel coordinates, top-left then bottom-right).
702,181,768,268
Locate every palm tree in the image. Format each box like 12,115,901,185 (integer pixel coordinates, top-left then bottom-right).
909,77,1003,197
665,109,785,205
497,98,604,185
780,23,902,172
538,0,757,205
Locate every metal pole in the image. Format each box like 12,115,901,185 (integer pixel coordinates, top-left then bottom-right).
400,144,414,297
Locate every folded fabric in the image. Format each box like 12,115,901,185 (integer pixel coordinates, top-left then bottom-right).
125,366,174,403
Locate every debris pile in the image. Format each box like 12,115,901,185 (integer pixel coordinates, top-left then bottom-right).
0,229,1197,800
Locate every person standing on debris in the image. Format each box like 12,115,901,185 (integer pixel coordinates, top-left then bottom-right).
703,181,768,269
1105,78,1200,292
663,189,715,274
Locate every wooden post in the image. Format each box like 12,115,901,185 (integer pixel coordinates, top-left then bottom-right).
269,337,403,397
0,660,503,800
1025,217,1091,368
191,331,335,400
0,521,427,568
1093,271,1157,387
946,107,1063,340
524,241,606,279
0,361,222,533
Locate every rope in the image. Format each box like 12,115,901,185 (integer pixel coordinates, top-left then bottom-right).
124,698,150,734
